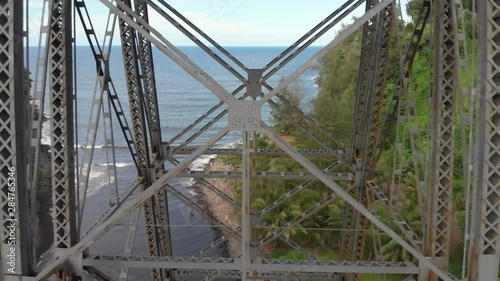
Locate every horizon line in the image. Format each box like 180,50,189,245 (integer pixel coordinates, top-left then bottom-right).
27,44,327,48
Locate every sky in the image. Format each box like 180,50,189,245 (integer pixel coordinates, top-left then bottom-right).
26,0,410,47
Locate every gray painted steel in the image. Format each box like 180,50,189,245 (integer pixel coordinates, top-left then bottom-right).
2,0,497,280
468,0,500,280
0,0,32,276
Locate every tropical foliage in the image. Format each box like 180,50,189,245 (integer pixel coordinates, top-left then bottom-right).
218,0,478,277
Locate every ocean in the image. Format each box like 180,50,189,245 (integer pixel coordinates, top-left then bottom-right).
29,45,321,279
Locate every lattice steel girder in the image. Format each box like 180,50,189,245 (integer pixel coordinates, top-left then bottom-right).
425,0,459,268
0,0,32,275
342,4,394,281
167,146,345,158
260,0,363,75
82,256,420,274
359,0,394,249
117,0,150,170
152,0,248,74
103,0,391,112
134,0,163,160
352,0,380,147
48,0,78,251
241,132,251,280
361,3,394,172
468,0,500,280
117,1,165,280
161,96,351,167
144,0,383,170
134,1,173,270
187,270,336,280
168,170,353,180
167,158,242,210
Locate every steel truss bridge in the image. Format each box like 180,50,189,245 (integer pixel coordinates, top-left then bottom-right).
0,0,499,280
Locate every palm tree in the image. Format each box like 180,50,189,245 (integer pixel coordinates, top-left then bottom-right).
376,185,423,262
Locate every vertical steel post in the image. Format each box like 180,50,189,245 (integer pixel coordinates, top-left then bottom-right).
241,131,251,281
425,0,458,277
133,3,173,273
342,0,379,268
117,1,164,280
351,0,380,150
468,0,500,280
342,2,393,281
0,0,32,276
48,0,78,279
134,0,162,161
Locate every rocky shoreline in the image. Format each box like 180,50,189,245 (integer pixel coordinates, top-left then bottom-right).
192,158,241,257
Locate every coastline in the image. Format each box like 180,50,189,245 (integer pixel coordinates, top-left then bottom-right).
192,158,241,257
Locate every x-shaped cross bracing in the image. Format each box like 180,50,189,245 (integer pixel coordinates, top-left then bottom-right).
34,0,459,280
108,0,356,155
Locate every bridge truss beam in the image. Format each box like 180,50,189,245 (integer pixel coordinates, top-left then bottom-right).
117,1,170,280
342,1,394,281
83,255,420,274
425,0,460,277
467,0,500,280
0,0,32,276
47,0,79,279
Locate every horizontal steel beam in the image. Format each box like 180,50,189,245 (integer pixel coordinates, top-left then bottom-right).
83,256,419,274
180,270,336,280
166,146,346,158
166,170,354,181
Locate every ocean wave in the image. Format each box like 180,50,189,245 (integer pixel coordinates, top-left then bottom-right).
175,140,239,190
41,116,51,146
187,188,198,196
79,162,134,197
188,154,216,171
85,169,108,197
181,140,239,172
218,141,238,149
79,145,130,149
39,115,130,150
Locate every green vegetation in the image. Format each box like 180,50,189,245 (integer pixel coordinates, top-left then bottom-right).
218,1,486,278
